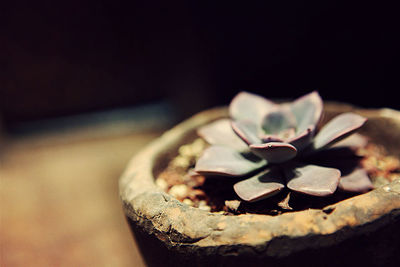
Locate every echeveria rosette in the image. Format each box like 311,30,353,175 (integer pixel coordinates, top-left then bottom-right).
195,91,374,202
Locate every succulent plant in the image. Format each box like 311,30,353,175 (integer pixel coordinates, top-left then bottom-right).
194,91,374,202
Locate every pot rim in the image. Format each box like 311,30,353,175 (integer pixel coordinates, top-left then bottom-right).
119,103,400,257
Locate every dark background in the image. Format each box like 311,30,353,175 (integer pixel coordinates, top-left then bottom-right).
2,1,399,130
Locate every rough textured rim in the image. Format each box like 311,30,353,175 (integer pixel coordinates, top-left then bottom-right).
119,103,400,257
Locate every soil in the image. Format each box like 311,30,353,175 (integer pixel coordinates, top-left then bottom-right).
155,137,400,216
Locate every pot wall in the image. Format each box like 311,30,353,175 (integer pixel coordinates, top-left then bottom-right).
120,103,400,267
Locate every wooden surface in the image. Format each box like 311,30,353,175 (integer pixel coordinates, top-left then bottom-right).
1,125,161,266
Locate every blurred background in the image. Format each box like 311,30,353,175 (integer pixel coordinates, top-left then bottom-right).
2,0,399,130
1,1,399,266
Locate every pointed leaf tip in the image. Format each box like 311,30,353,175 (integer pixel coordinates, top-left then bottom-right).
313,112,367,151
287,126,315,151
291,91,323,134
250,142,297,163
231,120,261,145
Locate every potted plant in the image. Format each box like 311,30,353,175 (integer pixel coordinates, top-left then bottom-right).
119,91,400,267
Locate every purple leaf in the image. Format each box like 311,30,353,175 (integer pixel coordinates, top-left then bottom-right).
195,145,266,176
197,119,249,152
260,134,285,143
312,112,367,151
285,164,341,196
330,133,369,149
291,91,323,134
229,91,276,124
261,107,297,135
231,120,261,145
250,142,297,163
338,168,374,193
234,168,285,202
287,126,314,151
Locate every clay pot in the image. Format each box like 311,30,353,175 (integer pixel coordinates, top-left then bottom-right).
119,103,400,267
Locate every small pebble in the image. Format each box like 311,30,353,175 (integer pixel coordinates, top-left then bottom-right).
198,200,211,211
189,189,206,199
191,139,207,155
182,198,194,206
155,178,168,191
179,145,193,157
171,156,190,169
198,205,211,212
214,210,227,215
169,184,188,199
